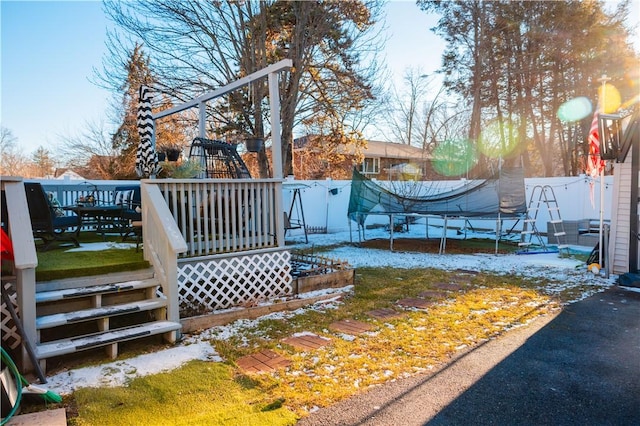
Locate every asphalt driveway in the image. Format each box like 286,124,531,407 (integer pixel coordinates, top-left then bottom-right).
298,286,640,425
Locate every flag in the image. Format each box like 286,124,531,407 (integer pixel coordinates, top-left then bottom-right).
585,111,605,208
586,111,605,178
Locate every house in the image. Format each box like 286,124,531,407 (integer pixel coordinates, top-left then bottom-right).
356,140,429,180
606,108,640,275
52,168,85,180
292,136,429,180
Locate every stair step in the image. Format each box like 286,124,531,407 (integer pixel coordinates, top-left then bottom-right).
35,321,181,359
36,278,159,303
554,232,566,237
36,299,167,330
521,230,534,235
518,242,532,247
549,219,563,224
36,268,155,292
557,244,570,249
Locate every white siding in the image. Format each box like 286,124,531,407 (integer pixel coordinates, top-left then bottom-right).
609,155,635,274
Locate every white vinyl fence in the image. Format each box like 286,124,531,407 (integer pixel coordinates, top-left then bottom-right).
281,174,615,237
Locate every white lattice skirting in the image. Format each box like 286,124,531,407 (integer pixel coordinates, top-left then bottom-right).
1,281,21,350
178,250,292,314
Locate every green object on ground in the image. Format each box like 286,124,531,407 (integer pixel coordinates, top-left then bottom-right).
35,233,148,281
1,347,62,426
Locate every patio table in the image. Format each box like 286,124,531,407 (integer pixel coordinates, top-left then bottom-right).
63,204,124,241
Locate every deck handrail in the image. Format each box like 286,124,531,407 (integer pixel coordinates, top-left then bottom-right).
37,179,285,257
1,176,38,370
140,181,187,324
155,178,285,257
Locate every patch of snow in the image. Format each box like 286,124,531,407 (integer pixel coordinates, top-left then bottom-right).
47,342,219,395
65,242,137,252
44,226,617,395
336,333,357,342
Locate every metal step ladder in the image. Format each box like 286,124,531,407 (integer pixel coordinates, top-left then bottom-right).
520,185,569,254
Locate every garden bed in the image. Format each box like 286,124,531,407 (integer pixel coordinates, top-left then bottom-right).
291,253,354,293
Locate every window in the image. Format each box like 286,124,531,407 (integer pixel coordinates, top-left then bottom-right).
359,157,380,174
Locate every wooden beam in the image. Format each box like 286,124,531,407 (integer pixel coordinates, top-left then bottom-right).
152,59,292,120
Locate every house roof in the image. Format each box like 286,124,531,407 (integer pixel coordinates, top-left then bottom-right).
293,136,428,160
53,168,85,180
363,140,427,159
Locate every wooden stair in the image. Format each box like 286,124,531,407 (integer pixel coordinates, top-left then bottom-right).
34,269,181,372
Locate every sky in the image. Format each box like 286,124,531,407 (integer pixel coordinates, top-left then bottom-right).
1,1,637,157
1,1,111,154
1,1,441,156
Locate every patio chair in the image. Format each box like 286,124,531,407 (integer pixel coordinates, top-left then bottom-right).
24,182,80,251
113,185,142,241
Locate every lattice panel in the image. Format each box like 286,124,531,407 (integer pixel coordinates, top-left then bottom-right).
177,251,292,315
1,281,21,350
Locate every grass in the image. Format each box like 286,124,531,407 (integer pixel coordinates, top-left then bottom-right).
19,237,605,425
70,361,298,426
57,261,608,425
34,232,148,281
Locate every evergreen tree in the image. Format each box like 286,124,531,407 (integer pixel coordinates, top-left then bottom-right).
110,43,155,178
31,146,55,178
107,43,190,178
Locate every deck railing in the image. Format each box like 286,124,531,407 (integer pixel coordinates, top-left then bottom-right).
1,177,38,370
155,179,284,257
140,183,187,323
37,178,285,258
38,180,134,207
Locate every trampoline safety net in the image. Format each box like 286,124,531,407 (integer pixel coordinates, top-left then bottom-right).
347,167,527,226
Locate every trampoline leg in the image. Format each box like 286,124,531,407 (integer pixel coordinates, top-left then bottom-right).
439,215,448,254
495,216,501,255
389,214,394,251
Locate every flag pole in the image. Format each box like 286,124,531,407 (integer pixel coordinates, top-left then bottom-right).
597,74,610,271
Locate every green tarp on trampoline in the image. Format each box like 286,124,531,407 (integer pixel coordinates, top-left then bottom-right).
347,167,527,226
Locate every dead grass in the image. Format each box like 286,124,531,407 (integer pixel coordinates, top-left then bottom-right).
212,268,559,416
68,361,298,426
33,238,605,425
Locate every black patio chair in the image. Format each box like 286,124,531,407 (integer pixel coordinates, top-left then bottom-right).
24,182,80,251
113,185,142,241
113,185,141,220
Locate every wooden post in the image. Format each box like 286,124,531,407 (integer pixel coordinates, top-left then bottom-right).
2,177,38,372
268,71,286,249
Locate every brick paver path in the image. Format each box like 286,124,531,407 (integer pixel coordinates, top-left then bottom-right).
366,308,405,320
397,297,436,309
282,333,331,350
329,319,373,335
418,290,448,299
433,282,464,291
236,349,291,373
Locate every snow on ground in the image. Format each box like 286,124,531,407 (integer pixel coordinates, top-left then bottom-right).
64,241,138,252
287,224,616,290
46,342,221,395
45,224,621,395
